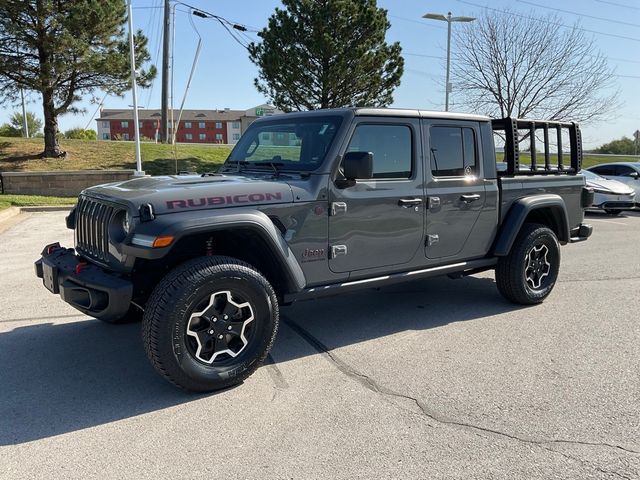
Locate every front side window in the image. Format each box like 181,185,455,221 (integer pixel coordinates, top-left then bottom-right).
590,165,614,176
615,165,635,177
346,124,412,179
430,126,477,177
226,116,342,171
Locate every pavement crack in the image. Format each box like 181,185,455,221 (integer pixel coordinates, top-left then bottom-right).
283,317,639,466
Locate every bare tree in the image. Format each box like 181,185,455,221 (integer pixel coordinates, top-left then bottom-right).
451,11,618,123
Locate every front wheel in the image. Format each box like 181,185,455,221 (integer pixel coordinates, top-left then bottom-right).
142,256,279,392
495,223,560,305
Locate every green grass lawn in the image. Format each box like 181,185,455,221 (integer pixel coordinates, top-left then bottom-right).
0,194,76,210
0,136,232,175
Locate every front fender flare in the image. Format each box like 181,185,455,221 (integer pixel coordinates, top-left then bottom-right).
122,208,306,292
493,194,570,256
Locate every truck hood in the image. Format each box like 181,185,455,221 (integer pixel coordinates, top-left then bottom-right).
84,173,295,215
585,177,635,196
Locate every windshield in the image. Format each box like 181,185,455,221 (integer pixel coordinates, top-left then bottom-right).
225,116,343,171
580,169,603,180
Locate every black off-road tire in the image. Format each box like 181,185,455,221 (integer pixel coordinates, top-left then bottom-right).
142,256,279,392
495,223,560,305
604,209,622,216
97,304,143,324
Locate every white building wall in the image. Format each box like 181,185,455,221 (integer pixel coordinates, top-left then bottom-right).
226,120,242,144
96,120,111,140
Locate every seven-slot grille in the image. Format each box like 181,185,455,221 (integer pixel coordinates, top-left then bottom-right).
75,196,117,262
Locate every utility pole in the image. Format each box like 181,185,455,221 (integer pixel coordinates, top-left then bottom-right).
634,130,639,156
19,87,29,138
160,0,171,143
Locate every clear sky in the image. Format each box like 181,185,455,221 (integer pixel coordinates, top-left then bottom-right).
2,0,639,149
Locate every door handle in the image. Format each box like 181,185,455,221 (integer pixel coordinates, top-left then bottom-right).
459,194,481,203
398,198,423,207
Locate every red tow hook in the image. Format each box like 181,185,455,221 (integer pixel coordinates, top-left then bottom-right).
75,261,88,275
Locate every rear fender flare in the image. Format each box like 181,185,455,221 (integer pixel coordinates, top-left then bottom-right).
493,195,569,256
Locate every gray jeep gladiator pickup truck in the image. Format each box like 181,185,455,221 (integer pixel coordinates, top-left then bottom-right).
35,108,593,391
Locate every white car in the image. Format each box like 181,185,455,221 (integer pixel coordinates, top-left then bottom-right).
587,162,640,208
581,169,636,215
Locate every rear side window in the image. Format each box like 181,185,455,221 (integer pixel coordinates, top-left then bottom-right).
430,126,477,177
346,124,412,179
615,165,636,176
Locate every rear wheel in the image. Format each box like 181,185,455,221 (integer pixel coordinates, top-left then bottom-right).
495,223,560,305
142,256,278,392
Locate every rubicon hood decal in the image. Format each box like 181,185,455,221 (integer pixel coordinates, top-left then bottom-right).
83,174,294,214
167,192,284,210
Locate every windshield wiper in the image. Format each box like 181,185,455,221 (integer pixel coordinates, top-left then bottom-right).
221,160,250,173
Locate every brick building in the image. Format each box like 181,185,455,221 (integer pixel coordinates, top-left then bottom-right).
96,104,281,145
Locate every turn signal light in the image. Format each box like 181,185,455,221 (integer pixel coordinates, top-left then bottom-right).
152,236,174,248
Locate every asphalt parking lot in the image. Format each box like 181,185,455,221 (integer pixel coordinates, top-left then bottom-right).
0,211,638,479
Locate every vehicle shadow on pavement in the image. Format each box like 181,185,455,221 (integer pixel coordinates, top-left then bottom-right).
0,275,521,445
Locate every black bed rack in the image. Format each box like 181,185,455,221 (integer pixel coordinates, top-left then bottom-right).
491,117,582,176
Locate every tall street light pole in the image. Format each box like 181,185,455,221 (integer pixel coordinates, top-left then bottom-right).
127,0,144,176
422,12,475,112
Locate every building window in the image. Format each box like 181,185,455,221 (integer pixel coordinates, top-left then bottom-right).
232,133,240,141
231,122,240,129
346,124,412,179
198,122,206,129
122,133,130,140
199,133,206,140
139,121,144,128
215,133,223,141
102,121,109,128
185,133,193,140
121,121,129,128
102,133,110,140
215,122,222,129
185,121,192,129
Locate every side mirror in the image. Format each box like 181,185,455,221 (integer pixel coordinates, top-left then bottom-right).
630,171,640,180
343,151,373,180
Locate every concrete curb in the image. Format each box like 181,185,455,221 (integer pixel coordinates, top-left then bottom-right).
0,206,21,223
19,206,74,213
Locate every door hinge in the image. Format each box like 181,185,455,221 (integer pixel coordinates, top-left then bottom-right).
330,244,348,258
330,202,348,216
426,234,439,246
428,197,441,209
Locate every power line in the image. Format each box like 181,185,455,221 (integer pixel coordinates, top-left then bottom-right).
404,52,446,60
516,0,640,28
594,0,640,11
456,0,640,43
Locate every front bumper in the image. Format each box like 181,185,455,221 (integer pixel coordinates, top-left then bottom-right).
34,243,133,322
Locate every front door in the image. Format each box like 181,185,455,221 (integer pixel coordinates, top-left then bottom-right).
328,119,424,273
424,121,487,259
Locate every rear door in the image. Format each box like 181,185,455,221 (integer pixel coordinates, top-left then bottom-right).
328,118,424,273
423,120,487,259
